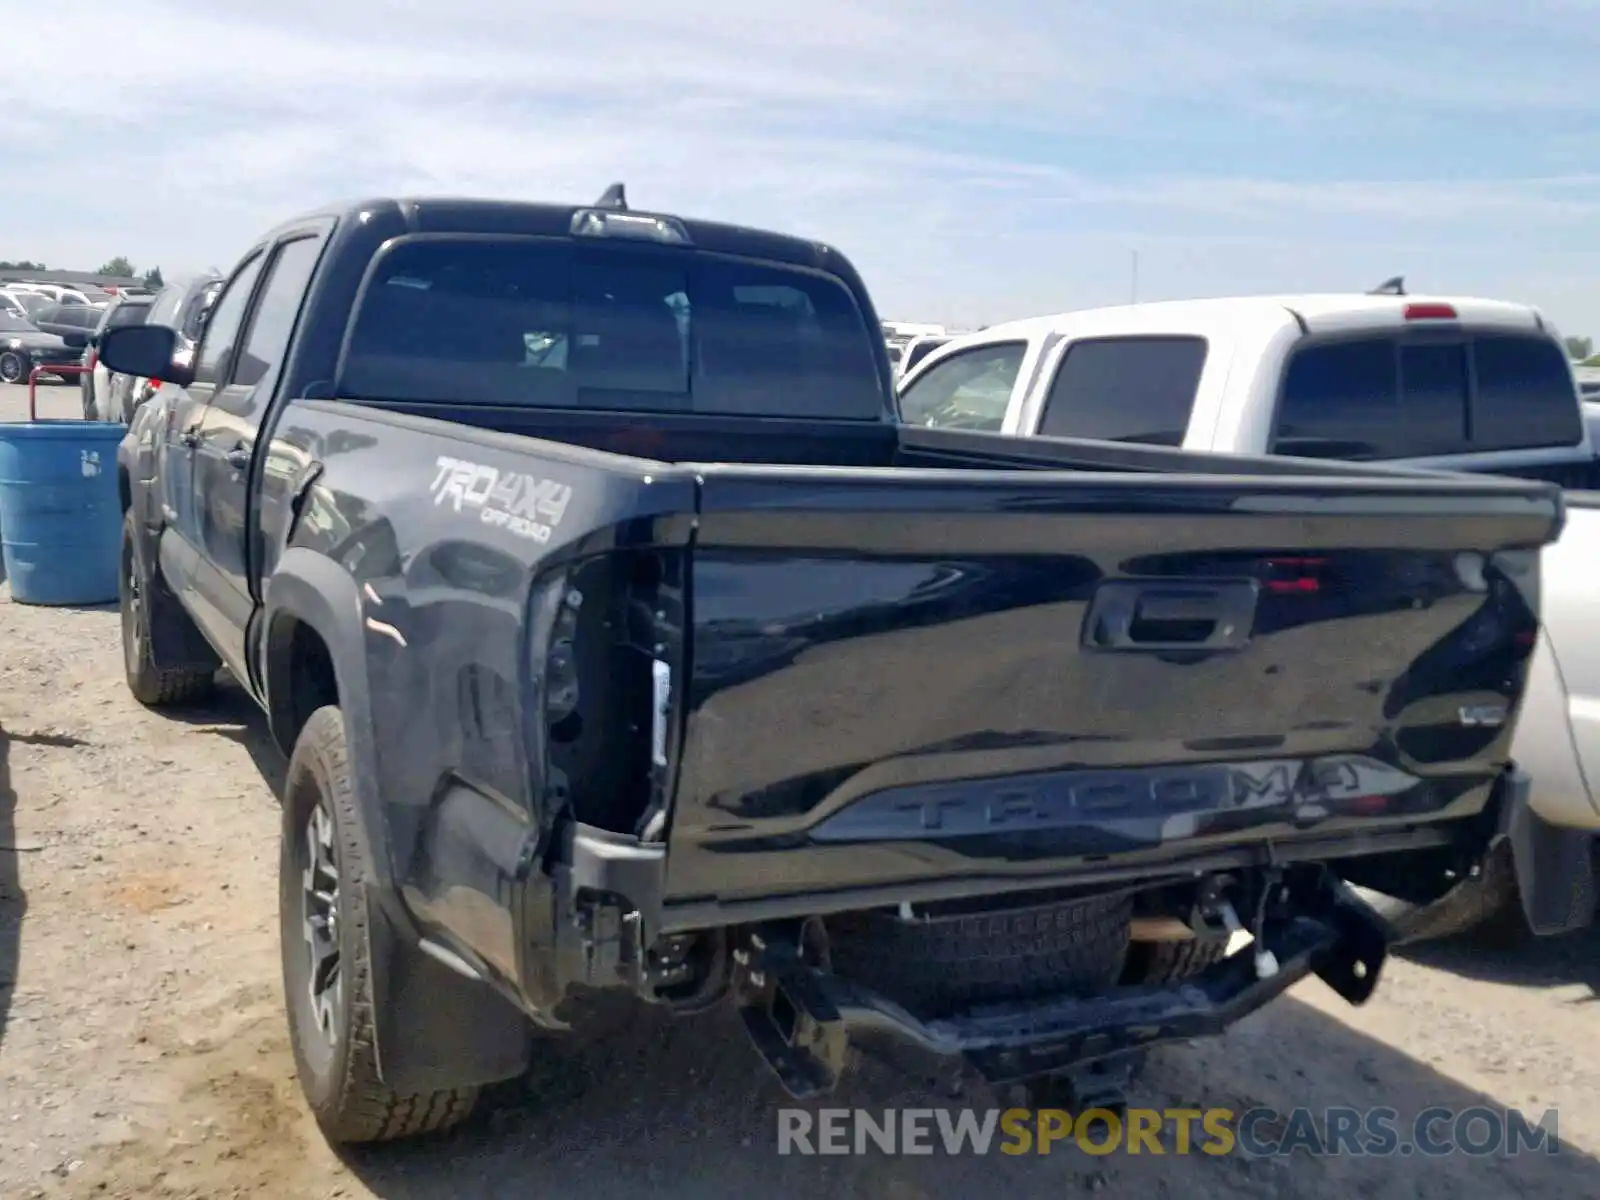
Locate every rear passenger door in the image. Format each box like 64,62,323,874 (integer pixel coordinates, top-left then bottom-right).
156,248,267,599
32,304,93,345
187,230,326,683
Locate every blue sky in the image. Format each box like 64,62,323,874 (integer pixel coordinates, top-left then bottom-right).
4,0,1599,339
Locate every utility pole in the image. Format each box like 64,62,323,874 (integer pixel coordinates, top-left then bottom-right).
1130,250,1139,303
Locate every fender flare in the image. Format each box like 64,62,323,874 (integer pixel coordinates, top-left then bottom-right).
263,549,389,882
263,549,531,1092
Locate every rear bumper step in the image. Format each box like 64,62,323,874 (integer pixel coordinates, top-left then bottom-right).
733,875,1388,1099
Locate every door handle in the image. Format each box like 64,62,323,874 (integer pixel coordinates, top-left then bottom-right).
1084,580,1259,651
225,445,251,470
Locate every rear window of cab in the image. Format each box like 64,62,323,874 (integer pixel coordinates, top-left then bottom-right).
338,237,885,420
1274,332,1582,459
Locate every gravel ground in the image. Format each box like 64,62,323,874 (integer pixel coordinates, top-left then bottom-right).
3,379,1600,1198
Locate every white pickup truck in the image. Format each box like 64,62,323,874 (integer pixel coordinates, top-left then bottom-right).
897,292,1600,940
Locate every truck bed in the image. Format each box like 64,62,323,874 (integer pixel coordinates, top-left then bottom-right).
271,399,1560,933
355,396,1552,478
112,191,1570,1138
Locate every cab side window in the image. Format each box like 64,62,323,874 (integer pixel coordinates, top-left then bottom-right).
1036,335,1207,446
896,342,1026,431
192,253,266,386
231,236,323,393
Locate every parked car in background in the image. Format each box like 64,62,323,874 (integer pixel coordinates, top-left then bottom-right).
1,289,52,319
118,274,223,417
0,312,82,383
897,333,951,378
0,292,29,320
29,301,102,347
6,283,95,306
81,292,154,420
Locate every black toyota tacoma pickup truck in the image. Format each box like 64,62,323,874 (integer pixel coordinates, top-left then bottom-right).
100,187,1564,1147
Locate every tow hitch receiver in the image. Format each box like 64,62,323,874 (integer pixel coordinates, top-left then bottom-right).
734,931,853,1097
733,876,1388,1101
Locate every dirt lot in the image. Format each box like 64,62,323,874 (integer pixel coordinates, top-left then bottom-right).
3,379,1600,1198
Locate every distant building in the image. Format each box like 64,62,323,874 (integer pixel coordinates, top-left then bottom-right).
0,267,143,289
881,320,948,341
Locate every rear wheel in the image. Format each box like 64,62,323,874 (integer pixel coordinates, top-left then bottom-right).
120,511,214,706
281,706,479,1144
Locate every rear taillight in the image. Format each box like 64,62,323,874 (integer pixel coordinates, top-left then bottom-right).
545,588,583,727
1263,556,1328,594
526,550,684,841
1403,302,1457,320
528,572,582,733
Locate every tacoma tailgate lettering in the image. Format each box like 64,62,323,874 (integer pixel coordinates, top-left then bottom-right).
805,756,1422,842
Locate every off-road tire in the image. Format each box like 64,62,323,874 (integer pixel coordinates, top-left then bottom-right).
281,705,480,1144
827,890,1134,1017
1123,936,1229,984
120,510,214,706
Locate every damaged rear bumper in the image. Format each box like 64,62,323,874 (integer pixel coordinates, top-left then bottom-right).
732,873,1388,1100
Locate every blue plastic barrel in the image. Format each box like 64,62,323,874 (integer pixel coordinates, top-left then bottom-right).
0,421,127,606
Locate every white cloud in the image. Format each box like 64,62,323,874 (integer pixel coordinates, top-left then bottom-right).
2,0,1598,333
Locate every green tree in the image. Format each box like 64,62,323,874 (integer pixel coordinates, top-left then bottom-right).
97,256,137,277
0,259,46,270
1564,335,1593,361
142,266,164,289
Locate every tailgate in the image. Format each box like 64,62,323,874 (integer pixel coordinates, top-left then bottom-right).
659,466,1560,913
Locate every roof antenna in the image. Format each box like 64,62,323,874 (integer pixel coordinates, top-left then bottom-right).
595,182,628,211
1368,275,1406,296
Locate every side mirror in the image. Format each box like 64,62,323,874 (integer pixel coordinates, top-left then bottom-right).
98,324,191,385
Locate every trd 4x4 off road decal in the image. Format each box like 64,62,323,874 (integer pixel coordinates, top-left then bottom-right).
429,456,573,543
